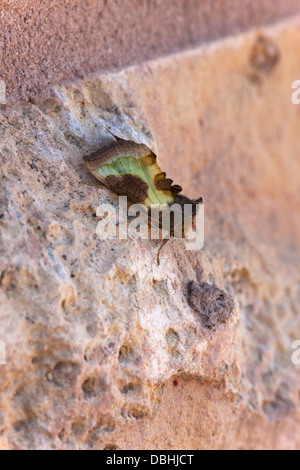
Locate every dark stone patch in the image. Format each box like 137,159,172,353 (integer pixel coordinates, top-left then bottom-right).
263,399,294,423
250,35,280,74
121,404,149,420
47,361,81,387
82,376,107,398
187,281,235,329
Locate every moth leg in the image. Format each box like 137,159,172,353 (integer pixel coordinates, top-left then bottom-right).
157,238,170,266
79,181,102,188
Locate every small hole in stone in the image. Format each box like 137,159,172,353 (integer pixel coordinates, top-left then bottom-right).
120,382,142,395
82,377,106,398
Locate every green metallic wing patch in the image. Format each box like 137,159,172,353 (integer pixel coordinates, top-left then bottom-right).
84,139,182,207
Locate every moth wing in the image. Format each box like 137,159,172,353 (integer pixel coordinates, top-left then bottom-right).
84,139,182,208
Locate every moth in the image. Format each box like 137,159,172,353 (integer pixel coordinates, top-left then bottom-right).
83,131,203,263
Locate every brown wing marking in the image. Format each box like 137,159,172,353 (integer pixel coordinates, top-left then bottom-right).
108,142,152,203
84,139,179,205
105,174,149,204
155,172,182,195
111,142,168,206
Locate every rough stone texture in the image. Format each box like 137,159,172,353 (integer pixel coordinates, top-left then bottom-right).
1,17,300,450
1,0,300,106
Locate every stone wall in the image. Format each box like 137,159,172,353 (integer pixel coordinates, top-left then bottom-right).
1,0,300,105
0,1,300,450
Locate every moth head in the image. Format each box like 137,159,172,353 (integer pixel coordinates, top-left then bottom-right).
192,196,204,212
168,194,203,236
191,196,203,231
